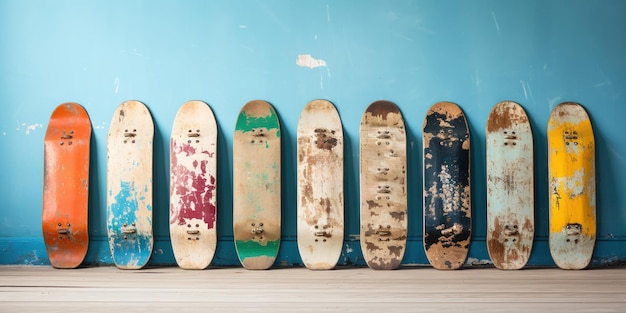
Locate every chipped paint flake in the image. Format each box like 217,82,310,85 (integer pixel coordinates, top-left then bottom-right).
296,54,327,69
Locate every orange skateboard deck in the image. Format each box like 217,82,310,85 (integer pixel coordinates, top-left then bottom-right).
42,102,91,268
486,101,534,270
422,101,471,270
359,100,407,270
233,100,281,270
548,102,596,269
107,100,154,270
170,100,218,269
296,99,344,270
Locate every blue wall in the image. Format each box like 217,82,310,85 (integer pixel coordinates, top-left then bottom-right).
1,0,625,266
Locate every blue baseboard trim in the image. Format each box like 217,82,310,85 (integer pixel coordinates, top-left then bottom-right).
1,237,624,267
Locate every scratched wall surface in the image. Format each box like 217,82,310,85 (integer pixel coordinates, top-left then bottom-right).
1,0,625,266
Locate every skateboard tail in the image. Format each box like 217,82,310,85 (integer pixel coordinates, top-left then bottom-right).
107,180,153,269
235,239,280,269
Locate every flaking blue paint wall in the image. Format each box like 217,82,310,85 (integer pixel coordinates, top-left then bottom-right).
1,0,625,266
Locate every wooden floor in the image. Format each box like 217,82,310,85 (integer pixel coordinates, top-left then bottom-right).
1,266,625,312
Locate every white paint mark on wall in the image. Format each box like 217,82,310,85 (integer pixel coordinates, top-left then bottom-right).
520,80,529,99
345,243,353,254
114,77,120,94
296,54,327,69
472,70,481,89
548,96,562,107
3,131,6,136
25,123,42,135
491,11,501,34
326,4,331,22
239,25,247,29
94,122,107,130
15,121,43,135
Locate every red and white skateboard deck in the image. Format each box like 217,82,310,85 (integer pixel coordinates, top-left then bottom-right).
170,100,218,269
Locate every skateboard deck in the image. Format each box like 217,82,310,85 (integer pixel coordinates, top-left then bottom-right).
297,99,344,270
106,100,154,270
359,100,407,270
42,102,91,269
233,100,281,270
170,100,217,269
422,101,471,270
548,102,596,270
486,101,534,270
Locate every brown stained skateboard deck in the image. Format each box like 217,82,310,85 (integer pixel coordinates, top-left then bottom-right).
233,100,281,270
42,102,91,269
422,101,471,270
486,101,534,270
548,102,596,270
170,101,217,270
296,99,344,270
106,100,154,270
359,100,407,270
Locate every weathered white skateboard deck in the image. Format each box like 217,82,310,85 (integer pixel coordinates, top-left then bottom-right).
548,102,596,270
486,101,534,270
296,99,344,270
107,100,154,270
233,100,281,270
170,100,217,270
359,100,407,270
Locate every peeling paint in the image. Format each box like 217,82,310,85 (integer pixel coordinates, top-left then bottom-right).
296,54,327,69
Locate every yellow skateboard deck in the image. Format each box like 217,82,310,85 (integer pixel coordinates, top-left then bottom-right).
548,102,596,269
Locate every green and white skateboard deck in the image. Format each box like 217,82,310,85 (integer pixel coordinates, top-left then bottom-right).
170,100,218,269
297,99,344,270
359,100,407,270
233,100,281,270
486,101,534,270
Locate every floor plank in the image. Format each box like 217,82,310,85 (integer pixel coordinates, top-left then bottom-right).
1,266,625,312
